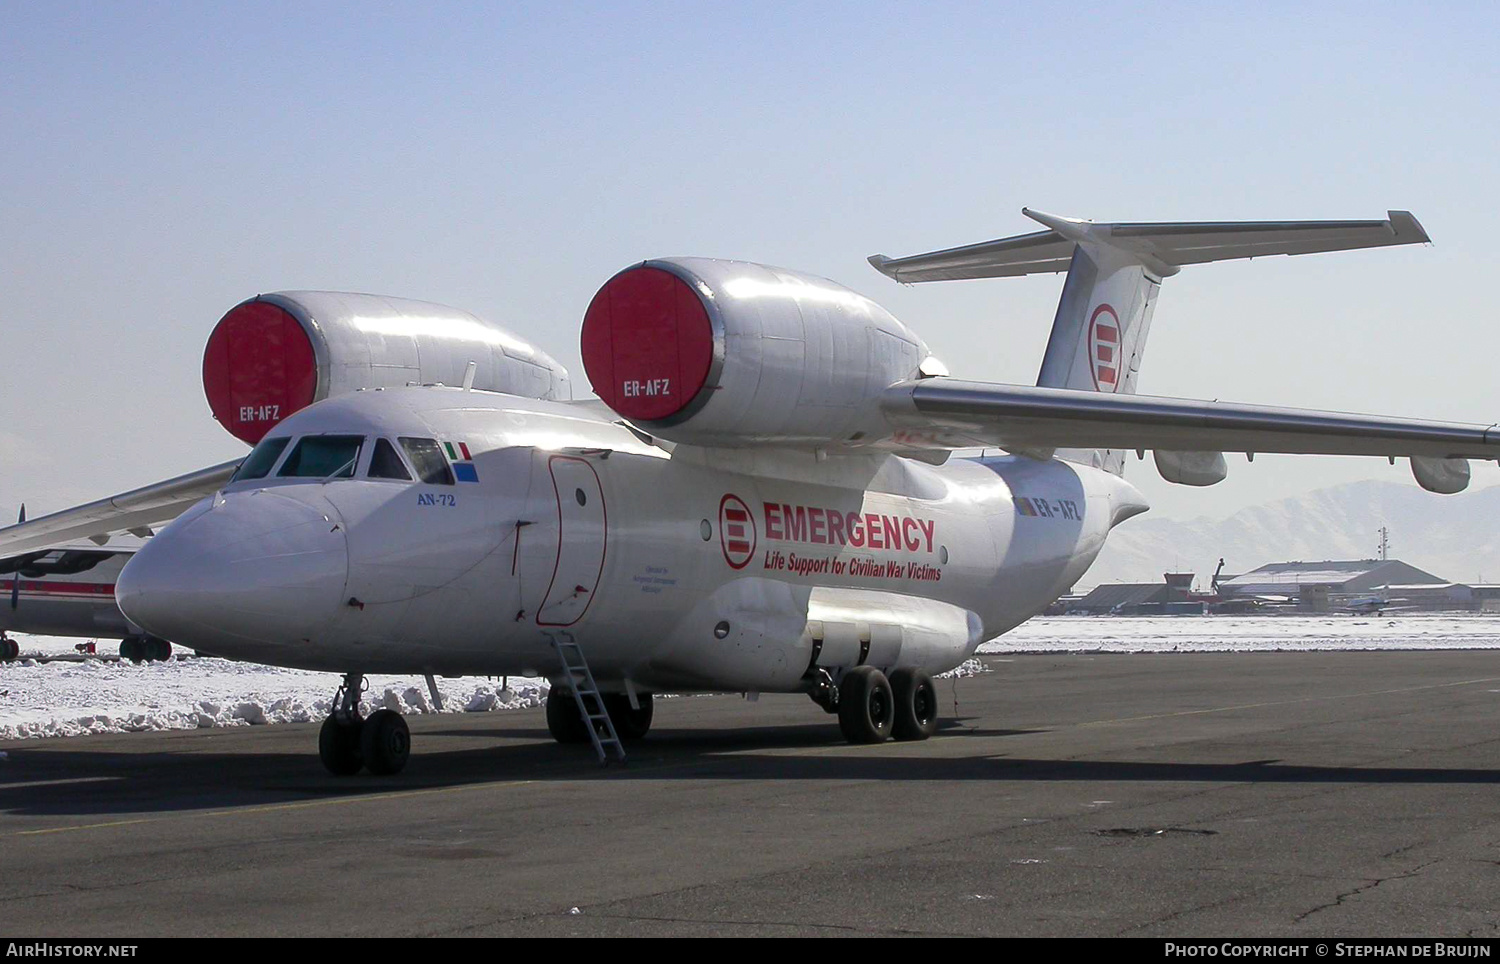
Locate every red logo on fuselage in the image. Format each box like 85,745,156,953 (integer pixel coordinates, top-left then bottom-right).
719,494,756,569
1089,304,1121,392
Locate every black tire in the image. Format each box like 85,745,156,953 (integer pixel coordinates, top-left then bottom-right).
603,693,653,741
837,666,894,744
1,638,17,661
890,668,939,741
147,637,172,661
319,716,364,776
120,637,143,663
546,688,590,744
360,709,410,776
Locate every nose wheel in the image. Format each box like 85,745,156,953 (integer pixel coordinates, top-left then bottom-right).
319,673,410,777
318,714,364,775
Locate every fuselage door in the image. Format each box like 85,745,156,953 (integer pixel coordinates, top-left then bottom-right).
536,455,606,627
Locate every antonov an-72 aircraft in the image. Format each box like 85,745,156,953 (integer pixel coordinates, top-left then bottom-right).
4,209,1491,776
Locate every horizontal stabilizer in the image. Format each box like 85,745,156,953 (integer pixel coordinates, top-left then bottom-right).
869,209,1430,283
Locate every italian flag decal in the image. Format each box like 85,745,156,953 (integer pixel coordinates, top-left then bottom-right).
445,441,479,483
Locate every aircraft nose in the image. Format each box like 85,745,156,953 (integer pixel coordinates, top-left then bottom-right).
117,489,349,653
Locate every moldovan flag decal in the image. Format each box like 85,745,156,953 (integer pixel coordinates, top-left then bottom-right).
445,441,479,482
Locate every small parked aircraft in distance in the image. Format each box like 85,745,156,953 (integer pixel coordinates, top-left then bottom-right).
4,208,1489,775
0,521,168,662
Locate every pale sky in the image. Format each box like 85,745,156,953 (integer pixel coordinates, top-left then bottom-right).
3,2,1498,525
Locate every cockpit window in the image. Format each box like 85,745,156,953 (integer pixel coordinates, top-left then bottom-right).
232,436,290,482
277,435,364,479
368,438,412,481
399,437,454,485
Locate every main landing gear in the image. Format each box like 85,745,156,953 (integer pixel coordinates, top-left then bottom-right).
823,666,940,745
319,673,411,776
0,633,18,661
545,688,654,744
119,635,172,663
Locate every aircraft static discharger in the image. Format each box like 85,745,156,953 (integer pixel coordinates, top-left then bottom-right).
4,209,1494,775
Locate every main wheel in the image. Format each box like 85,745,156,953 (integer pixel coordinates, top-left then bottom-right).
837,666,894,744
319,716,364,776
120,637,143,663
546,688,590,744
1,638,17,661
146,637,172,661
889,668,939,741
360,709,410,775
603,693,653,741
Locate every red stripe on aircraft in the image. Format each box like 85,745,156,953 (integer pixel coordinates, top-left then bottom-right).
6,581,115,596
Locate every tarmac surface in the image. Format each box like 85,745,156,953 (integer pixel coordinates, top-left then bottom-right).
3,651,1500,937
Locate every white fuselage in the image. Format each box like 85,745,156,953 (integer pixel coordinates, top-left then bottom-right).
116,387,1147,693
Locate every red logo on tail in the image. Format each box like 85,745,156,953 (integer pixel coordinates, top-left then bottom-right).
719,494,756,570
1089,304,1122,392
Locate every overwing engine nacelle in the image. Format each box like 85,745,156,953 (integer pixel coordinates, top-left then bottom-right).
581,258,935,447
203,291,570,443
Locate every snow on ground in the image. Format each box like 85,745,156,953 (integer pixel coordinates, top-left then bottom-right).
0,635,546,741
5,614,1500,741
987,613,1500,654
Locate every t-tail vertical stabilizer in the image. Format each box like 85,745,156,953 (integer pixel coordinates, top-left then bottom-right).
869,208,1430,478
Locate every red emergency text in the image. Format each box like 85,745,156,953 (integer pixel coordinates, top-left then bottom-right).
762,503,935,553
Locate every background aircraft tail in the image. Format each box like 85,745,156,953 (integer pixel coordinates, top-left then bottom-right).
870,208,1430,477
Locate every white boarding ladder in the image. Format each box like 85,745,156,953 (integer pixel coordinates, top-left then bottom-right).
550,635,625,765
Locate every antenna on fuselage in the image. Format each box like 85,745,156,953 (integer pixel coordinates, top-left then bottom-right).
462,361,477,392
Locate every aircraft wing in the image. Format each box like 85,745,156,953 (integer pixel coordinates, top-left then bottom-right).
881,380,1500,460
0,460,240,555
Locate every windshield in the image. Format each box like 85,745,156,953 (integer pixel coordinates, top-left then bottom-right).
399,437,454,485
367,438,412,481
277,435,364,479
231,436,290,482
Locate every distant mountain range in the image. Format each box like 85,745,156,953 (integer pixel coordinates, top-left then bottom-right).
1082,480,1500,591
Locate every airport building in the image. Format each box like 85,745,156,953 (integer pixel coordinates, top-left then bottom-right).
1069,559,1500,614
1069,573,1207,615
1218,559,1443,601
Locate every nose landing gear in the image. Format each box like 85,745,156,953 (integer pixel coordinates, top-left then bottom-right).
318,673,410,777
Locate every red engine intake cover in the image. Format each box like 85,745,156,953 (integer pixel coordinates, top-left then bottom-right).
202,301,318,444
580,266,714,422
